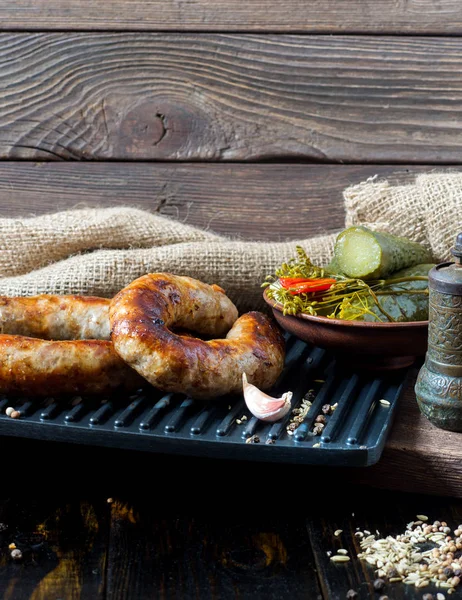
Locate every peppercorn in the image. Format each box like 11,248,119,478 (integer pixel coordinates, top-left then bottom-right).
315,415,326,424
10,549,22,560
443,567,454,577
346,590,358,599
373,579,386,591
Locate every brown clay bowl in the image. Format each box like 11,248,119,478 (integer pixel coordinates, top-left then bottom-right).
263,289,428,371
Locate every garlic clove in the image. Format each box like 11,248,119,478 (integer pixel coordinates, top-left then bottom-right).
242,373,293,422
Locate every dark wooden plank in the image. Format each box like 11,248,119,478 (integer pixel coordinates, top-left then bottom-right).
1,1,462,34
306,489,462,599
0,163,440,240
3,34,462,162
350,370,462,499
106,499,321,600
0,495,108,600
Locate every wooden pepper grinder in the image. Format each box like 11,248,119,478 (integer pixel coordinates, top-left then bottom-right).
415,233,462,431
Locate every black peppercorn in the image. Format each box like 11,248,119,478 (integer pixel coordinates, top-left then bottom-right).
373,578,386,591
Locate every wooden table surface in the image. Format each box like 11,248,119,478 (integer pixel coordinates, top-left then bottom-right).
2,1,462,598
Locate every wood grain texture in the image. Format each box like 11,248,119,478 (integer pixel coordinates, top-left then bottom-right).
1,1,462,33
353,371,462,499
0,163,443,240
106,502,321,600
0,497,108,600
4,34,462,162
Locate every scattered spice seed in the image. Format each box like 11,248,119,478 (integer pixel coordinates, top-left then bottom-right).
379,399,391,407
245,435,260,444
8,543,16,550
346,590,358,599
378,597,389,600
417,515,429,521
423,595,435,600
338,549,348,555
313,443,321,448
356,518,462,592
5,407,14,417
334,529,343,537
10,411,20,419
265,438,275,445
330,555,350,563
286,397,313,435
236,419,242,425
436,594,446,600
107,498,113,504
10,549,22,560
313,423,325,435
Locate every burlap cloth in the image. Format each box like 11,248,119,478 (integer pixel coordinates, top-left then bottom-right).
0,173,459,311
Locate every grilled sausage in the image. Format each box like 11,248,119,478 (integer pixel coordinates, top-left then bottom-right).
0,295,110,340
0,335,143,396
0,294,143,396
109,273,285,399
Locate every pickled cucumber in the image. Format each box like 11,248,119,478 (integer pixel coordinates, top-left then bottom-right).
333,226,432,280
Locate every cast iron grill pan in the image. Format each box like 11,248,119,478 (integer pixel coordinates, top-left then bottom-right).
0,336,408,466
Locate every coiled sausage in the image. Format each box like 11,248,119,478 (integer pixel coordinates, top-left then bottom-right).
109,273,284,399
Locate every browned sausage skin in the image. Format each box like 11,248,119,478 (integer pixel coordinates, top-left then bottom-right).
0,295,110,340
0,294,142,396
0,335,143,396
109,273,285,399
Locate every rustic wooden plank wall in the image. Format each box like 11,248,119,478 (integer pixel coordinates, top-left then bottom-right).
0,163,439,239
1,0,462,33
3,34,462,162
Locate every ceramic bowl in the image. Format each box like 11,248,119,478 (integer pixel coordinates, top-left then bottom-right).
263,289,428,371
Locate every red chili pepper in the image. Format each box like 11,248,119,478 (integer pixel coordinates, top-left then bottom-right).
283,278,337,295
279,277,318,289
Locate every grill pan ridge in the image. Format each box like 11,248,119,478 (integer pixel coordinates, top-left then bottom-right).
0,337,408,466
